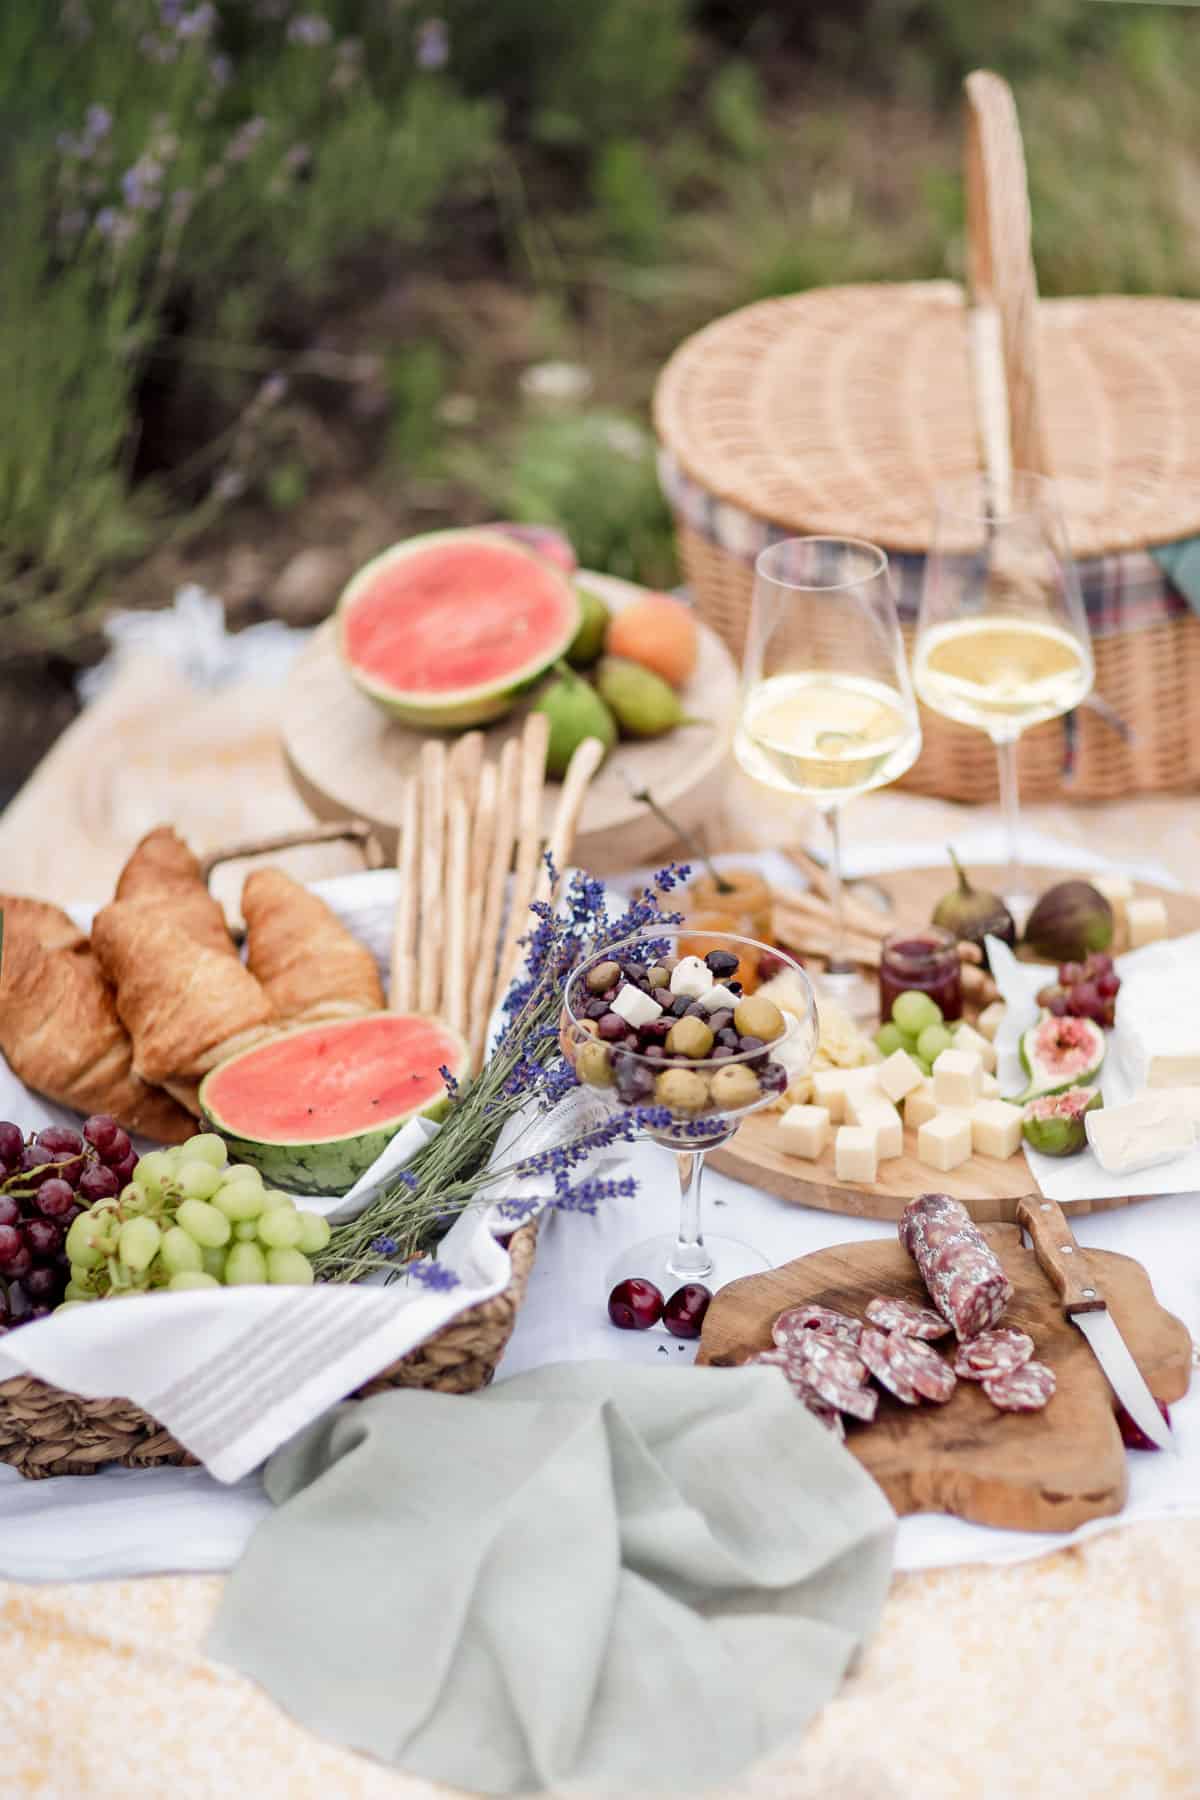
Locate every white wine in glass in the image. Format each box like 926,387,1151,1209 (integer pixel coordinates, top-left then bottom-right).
913,473,1093,914
736,538,921,995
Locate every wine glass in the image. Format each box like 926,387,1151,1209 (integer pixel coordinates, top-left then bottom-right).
734,537,921,1002
913,472,1093,919
563,929,816,1292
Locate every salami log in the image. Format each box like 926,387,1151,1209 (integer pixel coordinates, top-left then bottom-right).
983,1360,1056,1412
865,1296,951,1341
900,1193,1013,1340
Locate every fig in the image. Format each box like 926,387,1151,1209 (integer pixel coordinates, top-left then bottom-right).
931,848,1016,965
566,583,611,668
1010,1014,1106,1104
595,656,694,739
1021,1086,1102,1157
532,665,617,777
1024,880,1113,964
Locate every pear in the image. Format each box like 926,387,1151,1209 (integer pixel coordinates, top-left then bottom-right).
594,655,694,739
566,584,611,669
531,666,617,778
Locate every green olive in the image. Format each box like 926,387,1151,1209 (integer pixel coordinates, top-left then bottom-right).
586,959,622,994
732,995,785,1042
577,1039,615,1088
654,1067,709,1114
646,966,671,989
665,1016,715,1059
710,1063,762,1111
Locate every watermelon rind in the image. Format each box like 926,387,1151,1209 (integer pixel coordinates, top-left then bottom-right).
337,528,580,728
197,1015,469,1198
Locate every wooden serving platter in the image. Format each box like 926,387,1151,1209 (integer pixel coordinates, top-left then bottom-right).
281,570,737,875
711,863,1200,1223
698,1229,1192,1533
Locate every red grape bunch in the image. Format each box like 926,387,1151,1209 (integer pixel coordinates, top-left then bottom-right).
0,1116,135,1330
1036,952,1121,1030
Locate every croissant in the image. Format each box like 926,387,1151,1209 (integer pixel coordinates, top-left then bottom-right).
91,902,276,1108
242,868,385,1026
0,896,194,1143
115,826,235,958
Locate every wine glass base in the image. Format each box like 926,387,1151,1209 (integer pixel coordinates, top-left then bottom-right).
607,1232,770,1297
814,963,878,1020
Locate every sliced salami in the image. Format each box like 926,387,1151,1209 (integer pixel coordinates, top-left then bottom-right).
804,1401,846,1441
865,1296,951,1341
858,1326,921,1406
828,1379,879,1424
983,1360,1057,1412
962,1327,1035,1377
885,1332,956,1404
900,1193,1013,1340
772,1304,863,1349
789,1333,868,1388
952,1344,988,1382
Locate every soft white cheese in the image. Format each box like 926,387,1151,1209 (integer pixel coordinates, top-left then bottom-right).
1085,1095,1195,1174
1127,897,1168,950
669,955,714,999
610,983,663,1028
696,983,739,1015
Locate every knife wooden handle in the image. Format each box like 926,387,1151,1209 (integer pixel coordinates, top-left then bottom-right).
1015,1195,1106,1315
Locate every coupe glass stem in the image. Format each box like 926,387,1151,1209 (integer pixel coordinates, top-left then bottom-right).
669,1149,714,1281
821,803,849,971
994,733,1028,920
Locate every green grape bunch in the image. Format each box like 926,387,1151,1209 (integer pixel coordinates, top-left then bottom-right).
62,1134,332,1304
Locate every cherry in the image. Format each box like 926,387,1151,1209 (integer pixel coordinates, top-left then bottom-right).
1116,1399,1171,1452
608,1277,665,1331
663,1283,713,1339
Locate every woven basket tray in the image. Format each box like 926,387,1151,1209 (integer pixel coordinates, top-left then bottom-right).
653,72,1200,803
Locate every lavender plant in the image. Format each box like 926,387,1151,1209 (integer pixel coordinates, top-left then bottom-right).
315,862,689,1286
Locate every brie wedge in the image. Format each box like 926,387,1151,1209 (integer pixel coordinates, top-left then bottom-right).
1085,1094,1195,1175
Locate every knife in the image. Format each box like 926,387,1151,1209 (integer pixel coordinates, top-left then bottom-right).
1014,1194,1178,1453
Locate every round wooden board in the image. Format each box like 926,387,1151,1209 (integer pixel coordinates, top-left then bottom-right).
710,862,1200,1223
281,570,737,874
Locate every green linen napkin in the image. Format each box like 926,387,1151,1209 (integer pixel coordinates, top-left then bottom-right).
1153,540,1200,614
207,1361,895,1796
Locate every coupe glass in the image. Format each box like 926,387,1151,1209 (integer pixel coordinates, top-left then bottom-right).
912,472,1093,919
735,537,921,1004
564,929,816,1292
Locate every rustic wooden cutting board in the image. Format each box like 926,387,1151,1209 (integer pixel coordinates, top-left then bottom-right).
697,1226,1192,1533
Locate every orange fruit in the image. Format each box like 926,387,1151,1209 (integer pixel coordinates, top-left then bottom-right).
605,594,698,689
677,912,761,994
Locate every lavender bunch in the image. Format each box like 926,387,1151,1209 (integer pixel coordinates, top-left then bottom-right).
315,862,689,1286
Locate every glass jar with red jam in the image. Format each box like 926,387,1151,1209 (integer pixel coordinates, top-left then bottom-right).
878,926,962,1023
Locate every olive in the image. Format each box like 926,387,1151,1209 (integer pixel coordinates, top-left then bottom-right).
707,1009,733,1034
710,1063,761,1111
586,960,622,994
738,1035,765,1053
669,995,692,1017
654,1067,709,1114
733,996,785,1042
646,966,671,989
665,1016,715,1059
577,1040,614,1088
705,949,740,979
711,1046,735,1061
716,1028,738,1048
614,1058,654,1104
760,1061,789,1095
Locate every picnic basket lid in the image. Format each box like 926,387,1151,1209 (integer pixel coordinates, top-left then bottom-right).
653,73,1200,559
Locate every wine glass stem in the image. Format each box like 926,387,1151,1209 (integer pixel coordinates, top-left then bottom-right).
669,1149,713,1281
995,734,1027,916
821,803,848,967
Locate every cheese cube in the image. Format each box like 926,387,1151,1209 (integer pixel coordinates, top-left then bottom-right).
876,1047,924,1103
835,1125,878,1184
778,1104,830,1160
669,955,714,998
917,1112,972,1172
1127,896,1168,950
904,1080,939,1131
852,1097,903,1161
976,1001,1006,1043
610,983,663,1028
932,1048,983,1109
696,983,739,1015
812,1070,849,1124
841,1067,882,1106
952,1021,997,1074
980,1071,1000,1098
969,1098,1023,1160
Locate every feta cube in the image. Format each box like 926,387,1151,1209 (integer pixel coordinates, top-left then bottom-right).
952,1021,997,1074
976,1001,1006,1043
876,1047,924,1103
980,1071,1000,1098
812,1070,849,1124
917,1112,972,1172
852,1097,903,1161
841,1066,882,1106
610,983,663,1029
969,1098,1022,1160
932,1048,983,1109
904,1080,939,1131
669,955,714,999
835,1125,878,1184
1127,896,1168,949
778,1104,830,1160
696,983,739,1015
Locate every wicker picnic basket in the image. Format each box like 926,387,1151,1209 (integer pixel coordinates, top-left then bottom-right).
0,824,539,1478
653,71,1200,803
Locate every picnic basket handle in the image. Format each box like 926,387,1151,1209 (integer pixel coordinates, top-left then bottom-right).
200,819,387,885
963,70,1051,495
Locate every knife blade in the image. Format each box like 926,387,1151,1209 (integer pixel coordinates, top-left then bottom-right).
1015,1194,1177,1453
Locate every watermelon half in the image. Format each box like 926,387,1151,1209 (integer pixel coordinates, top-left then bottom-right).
338,528,579,727
197,1013,469,1197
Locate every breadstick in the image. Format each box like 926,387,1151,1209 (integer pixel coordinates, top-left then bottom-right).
789,847,894,939
468,737,520,1068
443,791,471,1037
417,739,448,1015
772,927,882,970
770,885,889,941
491,711,550,1019
533,735,605,907
448,730,485,800
465,756,498,969
390,774,420,1012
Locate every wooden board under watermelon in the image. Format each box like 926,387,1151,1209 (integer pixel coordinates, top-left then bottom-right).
697,1227,1191,1533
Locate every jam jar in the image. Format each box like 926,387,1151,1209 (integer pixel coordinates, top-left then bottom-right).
878,926,962,1022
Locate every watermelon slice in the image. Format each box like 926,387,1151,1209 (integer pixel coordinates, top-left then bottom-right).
338,528,579,727
197,1013,469,1196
